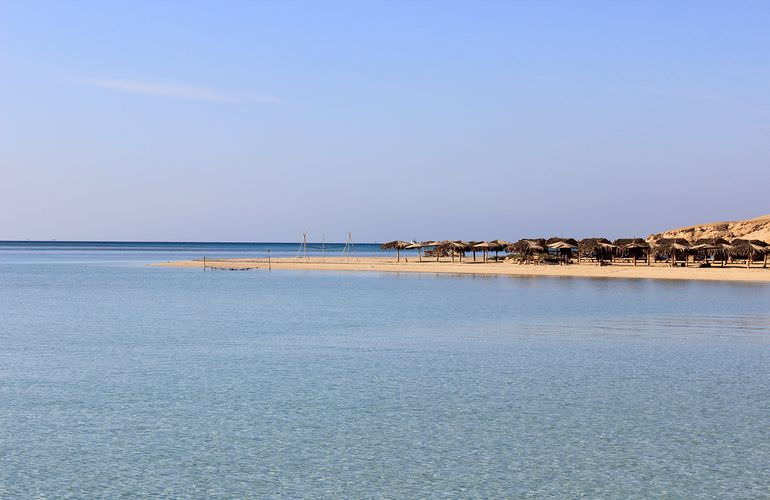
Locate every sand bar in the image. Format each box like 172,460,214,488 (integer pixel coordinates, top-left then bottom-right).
154,257,770,283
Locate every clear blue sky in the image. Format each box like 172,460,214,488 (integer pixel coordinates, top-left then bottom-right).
2,1,768,242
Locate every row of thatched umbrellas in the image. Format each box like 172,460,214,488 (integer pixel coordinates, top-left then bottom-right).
381,237,770,267
381,239,511,263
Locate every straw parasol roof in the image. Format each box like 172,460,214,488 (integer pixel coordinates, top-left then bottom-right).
546,237,579,247
444,240,467,250
508,239,547,253
614,238,650,249
578,238,618,253
380,240,414,262
547,241,577,250
653,238,691,252
729,239,769,254
694,237,731,246
380,240,411,250
687,238,729,251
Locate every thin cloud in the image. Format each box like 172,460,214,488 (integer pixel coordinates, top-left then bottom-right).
76,78,280,104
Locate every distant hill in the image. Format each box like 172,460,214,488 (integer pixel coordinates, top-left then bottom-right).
649,214,770,243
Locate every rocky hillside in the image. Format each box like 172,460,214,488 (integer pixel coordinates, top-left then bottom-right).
649,214,770,243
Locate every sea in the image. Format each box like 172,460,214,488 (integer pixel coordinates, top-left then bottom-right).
1,241,769,498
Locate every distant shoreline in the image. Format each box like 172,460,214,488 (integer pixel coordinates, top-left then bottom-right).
154,257,770,283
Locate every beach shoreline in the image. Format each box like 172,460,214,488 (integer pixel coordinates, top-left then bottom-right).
153,257,770,283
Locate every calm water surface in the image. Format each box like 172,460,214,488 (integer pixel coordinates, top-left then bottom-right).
1,243,769,497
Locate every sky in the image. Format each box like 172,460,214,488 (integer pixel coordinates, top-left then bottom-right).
1,0,769,242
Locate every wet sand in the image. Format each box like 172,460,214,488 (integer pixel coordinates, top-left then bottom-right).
154,257,770,283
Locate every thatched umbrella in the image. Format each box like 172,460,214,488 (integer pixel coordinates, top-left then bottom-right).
423,241,445,262
490,240,510,261
473,241,495,263
546,237,579,246
380,240,411,262
691,238,732,267
466,241,482,262
444,240,467,263
546,238,578,264
730,239,769,268
578,238,618,264
508,239,547,264
405,242,424,262
653,238,691,266
614,238,651,266
547,241,576,249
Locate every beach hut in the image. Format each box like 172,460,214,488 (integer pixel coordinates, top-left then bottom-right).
578,238,618,265
614,238,651,266
380,240,411,262
508,239,547,264
652,238,691,266
729,239,769,268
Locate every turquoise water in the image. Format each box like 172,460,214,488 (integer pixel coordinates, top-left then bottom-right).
1,243,769,497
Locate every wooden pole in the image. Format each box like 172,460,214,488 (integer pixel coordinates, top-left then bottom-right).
203,255,206,272
268,249,271,271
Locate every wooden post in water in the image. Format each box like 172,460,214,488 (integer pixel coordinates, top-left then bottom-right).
268,249,271,271
203,256,206,272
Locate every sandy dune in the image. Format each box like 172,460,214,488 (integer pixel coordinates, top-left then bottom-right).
650,213,770,243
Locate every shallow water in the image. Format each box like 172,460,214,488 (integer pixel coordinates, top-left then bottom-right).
1,244,769,497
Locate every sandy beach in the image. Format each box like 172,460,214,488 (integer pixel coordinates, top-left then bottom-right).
154,257,770,283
